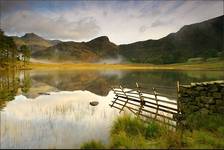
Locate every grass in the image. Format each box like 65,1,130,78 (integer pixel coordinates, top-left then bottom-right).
28,60,224,71
80,140,105,149
81,114,224,149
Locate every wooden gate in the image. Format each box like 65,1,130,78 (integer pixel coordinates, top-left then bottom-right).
110,82,180,128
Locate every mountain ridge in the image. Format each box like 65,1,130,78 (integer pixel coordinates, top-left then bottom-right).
11,15,224,64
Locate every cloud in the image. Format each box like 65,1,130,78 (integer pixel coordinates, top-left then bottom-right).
139,25,149,33
1,10,100,40
0,0,223,44
150,19,173,28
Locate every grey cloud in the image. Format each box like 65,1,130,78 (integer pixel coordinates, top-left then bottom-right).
151,19,173,28
1,10,100,40
139,25,148,33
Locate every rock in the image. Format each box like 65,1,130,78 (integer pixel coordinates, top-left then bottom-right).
217,107,224,114
190,105,199,112
205,104,209,108
195,97,201,102
216,100,224,106
208,98,215,105
200,91,207,96
221,87,224,93
196,86,204,91
38,92,50,95
209,86,218,92
213,92,222,99
90,101,99,106
200,108,209,115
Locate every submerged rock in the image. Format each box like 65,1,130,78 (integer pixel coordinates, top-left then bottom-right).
90,101,99,106
38,92,50,95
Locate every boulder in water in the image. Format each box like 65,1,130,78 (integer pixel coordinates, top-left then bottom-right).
38,92,50,95
90,101,99,106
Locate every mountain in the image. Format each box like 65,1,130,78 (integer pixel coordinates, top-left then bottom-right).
32,36,119,62
119,15,224,64
12,15,223,64
33,41,99,62
12,33,61,54
86,36,119,58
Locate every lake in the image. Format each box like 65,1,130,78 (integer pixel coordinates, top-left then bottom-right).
0,69,224,148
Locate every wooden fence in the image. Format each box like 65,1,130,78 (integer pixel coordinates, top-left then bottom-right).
110,82,181,128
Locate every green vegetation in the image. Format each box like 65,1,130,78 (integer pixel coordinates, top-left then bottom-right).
20,45,31,66
0,70,31,109
81,114,224,149
0,29,31,69
80,140,105,149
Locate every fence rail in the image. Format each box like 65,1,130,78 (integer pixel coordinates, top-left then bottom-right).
110,82,181,128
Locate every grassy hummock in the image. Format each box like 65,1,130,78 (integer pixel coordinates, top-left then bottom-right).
81,113,224,149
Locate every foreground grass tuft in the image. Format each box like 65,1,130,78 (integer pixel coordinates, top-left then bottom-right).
80,140,105,149
81,114,224,149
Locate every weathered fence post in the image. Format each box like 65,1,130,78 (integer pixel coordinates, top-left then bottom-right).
110,87,118,108
153,87,159,119
136,82,145,117
176,81,180,115
119,85,129,113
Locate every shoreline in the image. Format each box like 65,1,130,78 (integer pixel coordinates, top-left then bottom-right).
1,60,223,71
29,60,224,71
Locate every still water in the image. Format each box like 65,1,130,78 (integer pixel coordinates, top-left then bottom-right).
0,69,224,148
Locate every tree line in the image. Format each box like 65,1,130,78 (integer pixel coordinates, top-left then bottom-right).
0,29,30,69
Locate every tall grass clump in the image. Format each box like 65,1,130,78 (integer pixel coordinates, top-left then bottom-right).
186,113,224,131
110,114,146,136
110,114,164,149
80,113,224,149
80,140,105,149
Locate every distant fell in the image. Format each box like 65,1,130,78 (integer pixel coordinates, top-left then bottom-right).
12,33,61,54
11,15,224,64
119,15,224,64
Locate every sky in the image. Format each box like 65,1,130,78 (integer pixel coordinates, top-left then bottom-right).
0,0,223,44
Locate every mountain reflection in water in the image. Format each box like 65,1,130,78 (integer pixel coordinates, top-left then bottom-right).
0,69,224,148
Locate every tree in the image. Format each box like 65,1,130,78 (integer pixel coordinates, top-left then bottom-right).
20,45,30,66
0,29,18,68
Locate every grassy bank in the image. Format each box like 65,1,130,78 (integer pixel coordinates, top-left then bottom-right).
81,114,224,149
28,60,224,71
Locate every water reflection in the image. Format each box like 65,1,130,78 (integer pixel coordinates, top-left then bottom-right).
0,69,224,148
1,69,224,108
30,70,224,97
0,91,119,149
0,70,32,109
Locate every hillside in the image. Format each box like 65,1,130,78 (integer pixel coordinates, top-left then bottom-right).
119,15,224,64
33,41,99,62
33,36,119,62
11,15,224,64
12,33,61,54
86,36,119,58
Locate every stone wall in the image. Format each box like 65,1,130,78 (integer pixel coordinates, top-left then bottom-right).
178,80,224,119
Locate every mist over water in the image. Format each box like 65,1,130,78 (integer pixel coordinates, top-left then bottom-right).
96,55,125,64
